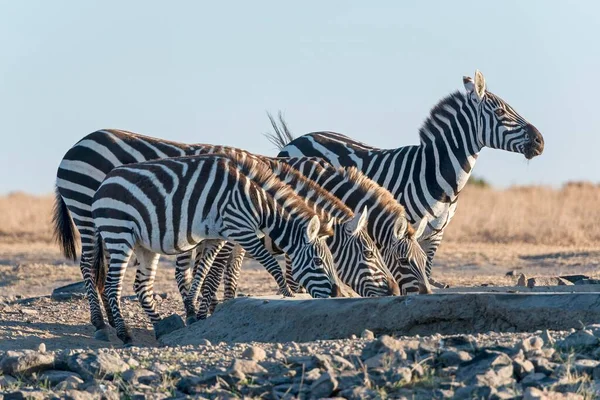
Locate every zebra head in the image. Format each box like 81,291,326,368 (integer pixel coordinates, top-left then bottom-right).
289,215,341,298
383,217,431,295
335,207,400,297
464,70,544,160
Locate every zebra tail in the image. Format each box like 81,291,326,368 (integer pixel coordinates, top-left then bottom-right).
52,188,79,262
92,232,107,293
264,111,295,150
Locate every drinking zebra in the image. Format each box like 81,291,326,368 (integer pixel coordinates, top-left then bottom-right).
91,153,341,345
269,70,545,286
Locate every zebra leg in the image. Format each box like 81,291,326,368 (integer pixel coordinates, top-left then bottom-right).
234,236,293,297
79,242,111,340
420,233,449,289
185,240,226,323
132,247,161,324
223,244,245,302
175,250,194,304
104,244,135,345
198,242,235,319
285,254,306,294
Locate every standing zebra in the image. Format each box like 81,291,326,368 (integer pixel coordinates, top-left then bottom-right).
195,154,432,318
91,153,341,345
270,71,545,286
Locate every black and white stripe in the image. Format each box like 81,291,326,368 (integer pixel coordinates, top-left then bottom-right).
91,153,340,344
271,71,544,284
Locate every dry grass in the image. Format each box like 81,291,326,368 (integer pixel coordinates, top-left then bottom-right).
1,182,599,247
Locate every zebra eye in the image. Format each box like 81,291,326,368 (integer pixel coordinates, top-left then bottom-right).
495,108,506,117
363,250,374,259
313,258,323,266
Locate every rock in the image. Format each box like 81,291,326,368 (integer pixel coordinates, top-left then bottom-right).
271,350,286,360
228,359,267,376
454,385,496,399
526,277,574,288
272,383,309,398
523,387,583,400
438,350,472,367
541,330,555,346
241,345,267,362
62,390,96,400
556,330,598,350
54,375,84,391
196,339,212,347
513,359,535,380
361,329,375,340
521,336,544,352
443,335,477,350
560,274,589,283
361,335,408,361
530,357,559,375
331,355,355,371
310,372,338,399
65,352,129,381
38,344,46,354
0,351,55,376
456,350,514,387
521,372,548,388
388,366,412,385
573,359,600,375
517,273,528,287
51,281,87,301
363,352,404,369
339,387,380,400
0,374,18,388
336,371,369,390
574,279,600,285
3,390,47,400
153,314,185,339
122,368,160,385
37,370,83,387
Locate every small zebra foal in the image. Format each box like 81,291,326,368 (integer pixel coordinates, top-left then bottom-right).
91,154,340,345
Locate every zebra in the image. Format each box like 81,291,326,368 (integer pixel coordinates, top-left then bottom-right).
179,151,399,321
194,154,433,318
269,70,545,287
90,153,341,345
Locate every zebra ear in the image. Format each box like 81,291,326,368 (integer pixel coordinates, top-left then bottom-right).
474,70,486,100
463,76,474,93
306,215,321,243
393,217,408,239
413,218,428,240
347,206,369,235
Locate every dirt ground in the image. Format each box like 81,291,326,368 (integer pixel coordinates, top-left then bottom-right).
1,240,599,352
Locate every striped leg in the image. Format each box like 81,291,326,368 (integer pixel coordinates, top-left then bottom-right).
232,236,293,298
285,254,306,294
223,244,245,302
80,240,111,339
198,242,235,319
420,232,449,288
185,240,226,322
133,247,161,324
104,243,135,345
175,250,195,304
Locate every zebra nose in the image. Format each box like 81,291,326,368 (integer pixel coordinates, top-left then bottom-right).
388,277,400,296
418,282,433,295
331,284,343,298
528,124,544,150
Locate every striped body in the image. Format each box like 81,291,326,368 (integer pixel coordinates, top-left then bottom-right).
272,71,544,283
91,154,340,344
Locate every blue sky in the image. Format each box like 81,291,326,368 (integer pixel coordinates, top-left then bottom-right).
1,1,598,194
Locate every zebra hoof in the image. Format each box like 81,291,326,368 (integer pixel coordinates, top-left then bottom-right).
153,314,186,339
94,328,110,342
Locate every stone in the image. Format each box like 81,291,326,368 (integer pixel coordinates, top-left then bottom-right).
37,370,83,387
521,372,548,388
304,368,322,381
454,385,496,399
360,335,408,360
456,350,514,387
65,352,129,381
38,344,46,354
0,374,18,389
513,359,535,380
3,390,47,400
541,330,555,346
241,345,267,362
331,355,355,370
388,366,412,385
556,330,598,350
443,335,477,350
51,281,86,301
573,359,600,375
228,359,267,376
438,350,472,367
531,357,559,375
310,372,338,399
339,387,380,400
272,383,309,398
363,352,404,369
121,368,160,385
0,351,55,376
62,390,96,400
361,329,375,340
153,314,185,339
271,350,286,360
526,277,574,288
523,387,583,400
336,371,369,390
521,336,544,352
54,375,84,391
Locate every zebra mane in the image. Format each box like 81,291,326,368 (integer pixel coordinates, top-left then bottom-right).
217,153,338,237
264,111,295,151
418,90,470,144
342,166,416,238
